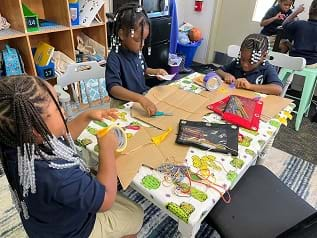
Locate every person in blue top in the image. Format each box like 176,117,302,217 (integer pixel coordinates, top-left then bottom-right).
260,0,294,36
106,3,168,116
216,34,283,95
283,0,317,67
260,0,294,52
0,75,144,238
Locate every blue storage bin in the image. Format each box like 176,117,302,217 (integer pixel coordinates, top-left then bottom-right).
36,61,55,79
69,2,80,26
176,40,202,68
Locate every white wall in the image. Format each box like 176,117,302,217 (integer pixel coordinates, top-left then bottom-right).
175,0,216,64
104,0,111,13
294,0,313,20
214,0,261,54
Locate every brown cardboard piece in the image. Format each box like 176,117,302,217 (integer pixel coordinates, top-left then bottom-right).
116,127,189,189
192,74,293,122
131,85,210,131
120,77,293,189
261,95,294,122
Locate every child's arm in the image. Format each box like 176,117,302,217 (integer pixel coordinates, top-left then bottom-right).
96,131,118,211
216,68,236,84
67,109,118,140
260,12,284,27
146,67,168,76
235,78,282,95
110,85,157,116
283,4,305,25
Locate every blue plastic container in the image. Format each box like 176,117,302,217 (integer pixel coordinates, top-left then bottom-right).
36,61,55,79
176,40,202,68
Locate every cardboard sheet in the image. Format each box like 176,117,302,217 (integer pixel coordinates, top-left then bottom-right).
131,85,210,130
192,74,293,122
261,95,294,122
116,127,189,189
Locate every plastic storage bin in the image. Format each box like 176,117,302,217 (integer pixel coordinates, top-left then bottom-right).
168,54,182,79
176,40,202,68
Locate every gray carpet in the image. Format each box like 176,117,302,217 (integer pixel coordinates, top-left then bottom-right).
274,104,317,165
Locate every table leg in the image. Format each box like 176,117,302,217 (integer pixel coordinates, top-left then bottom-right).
178,220,201,238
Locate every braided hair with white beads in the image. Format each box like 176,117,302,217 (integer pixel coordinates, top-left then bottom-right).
236,33,269,65
110,2,151,58
0,75,88,219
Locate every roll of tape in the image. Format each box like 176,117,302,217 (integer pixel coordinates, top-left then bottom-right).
97,126,128,152
203,72,222,91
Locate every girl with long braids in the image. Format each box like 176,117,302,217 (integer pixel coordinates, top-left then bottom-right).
216,33,283,95
106,3,168,116
0,75,144,238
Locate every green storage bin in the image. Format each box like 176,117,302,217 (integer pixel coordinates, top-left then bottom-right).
22,4,39,32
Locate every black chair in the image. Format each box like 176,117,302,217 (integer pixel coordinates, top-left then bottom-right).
272,26,286,52
205,165,316,238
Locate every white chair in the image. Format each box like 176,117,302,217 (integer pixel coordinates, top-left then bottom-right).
226,45,306,97
54,61,109,119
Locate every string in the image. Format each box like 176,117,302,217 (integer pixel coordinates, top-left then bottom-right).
186,171,231,204
120,142,152,155
157,163,231,204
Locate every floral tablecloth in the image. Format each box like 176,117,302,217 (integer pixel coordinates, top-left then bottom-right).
76,73,295,233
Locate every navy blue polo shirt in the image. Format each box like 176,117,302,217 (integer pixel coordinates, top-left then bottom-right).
106,47,149,97
261,5,292,36
2,145,105,238
284,19,317,65
221,61,283,88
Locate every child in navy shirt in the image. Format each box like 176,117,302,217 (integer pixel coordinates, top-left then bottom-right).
260,0,294,52
216,34,283,95
0,75,144,238
283,1,317,67
106,3,168,116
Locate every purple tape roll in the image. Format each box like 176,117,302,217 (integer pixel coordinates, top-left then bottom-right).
203,71,222,91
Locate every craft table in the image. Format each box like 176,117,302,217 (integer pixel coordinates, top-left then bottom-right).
76,73,295,238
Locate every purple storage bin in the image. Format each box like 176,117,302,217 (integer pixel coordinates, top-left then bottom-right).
168,64,180,80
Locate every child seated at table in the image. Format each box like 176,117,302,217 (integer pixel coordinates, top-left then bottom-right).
0,75,144,238
106,3,168,116
216,33,283,95
260,0,294,52
283,0,317,68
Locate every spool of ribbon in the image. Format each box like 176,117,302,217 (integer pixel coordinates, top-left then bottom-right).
203,71,222,91
96,126,128,152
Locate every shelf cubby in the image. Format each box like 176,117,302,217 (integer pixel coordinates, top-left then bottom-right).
0,0,108,80
29,31,75,61
0,37,36,75
22,0,70,27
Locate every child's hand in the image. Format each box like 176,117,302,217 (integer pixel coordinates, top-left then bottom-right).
97,130,119,153
235,78,252,90
223,73,236,84
155,68,168,76
275,12,286,20
138,96,157,116
86,108,118,122
295,4,305,15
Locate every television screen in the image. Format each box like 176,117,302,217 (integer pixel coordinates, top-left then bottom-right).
112,0,166,14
